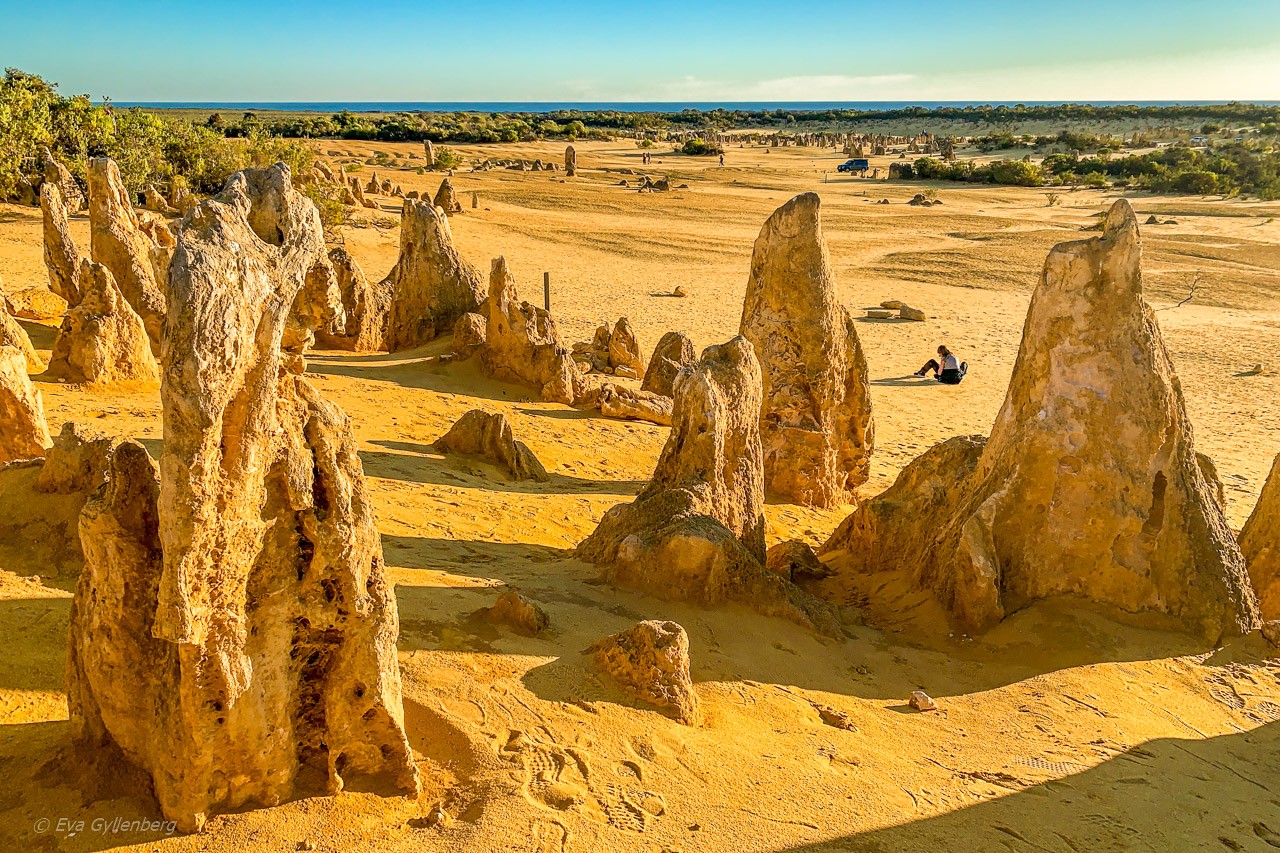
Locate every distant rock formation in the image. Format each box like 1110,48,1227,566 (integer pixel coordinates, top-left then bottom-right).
88,157,167,348
433,177,462,214
572,317,645,379
0,345,51,463
424,140,437,169
815,201,1259,642
46,260,159,384
480,257,585,405
41,181,82,306
565,145,577,177
66,163,419,832
740,193,873,507
383,199,485,351
433,409,549,482
314,247,391,352
641,331,695,397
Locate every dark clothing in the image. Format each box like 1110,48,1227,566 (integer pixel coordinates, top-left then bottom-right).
918,359,967,384
938,368,964,385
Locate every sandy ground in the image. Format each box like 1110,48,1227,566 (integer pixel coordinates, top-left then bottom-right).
0,139,1278,852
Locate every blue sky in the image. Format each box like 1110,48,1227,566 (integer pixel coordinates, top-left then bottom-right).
3,0,1278,101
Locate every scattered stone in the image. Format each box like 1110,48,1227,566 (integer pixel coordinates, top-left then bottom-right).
816,704,857,730
1146,214,1160,225
817,201,1259,641
672,285,687,297
433,178,463,214
598,383,673,426
573,318,645,378
450,311,488,359
641,331,696,397
433,409,549,482
909,690,937,711
88,157,167,348
67,164,420,832
41,181,82,306
899,305,927,321
481,257,585,404
314,247,391,352
864,308,893,319
0,346,52,463
1261,620,1280,648
880,299,905,310
483,589,550,636
588,620,698,724
143,184,175,214
766,540,829,581
1243,363,1264,376
383,200,485,351
4,285,66,322
740,193,874,507
47,260,160,385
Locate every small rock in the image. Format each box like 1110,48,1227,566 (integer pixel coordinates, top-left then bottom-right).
484,588,550,636
672,285,687,298
909,690,938,711
296,842,316,852
880,299,905,310
766,540,829,581
899,306,927,322
588,620,699,725
816,704,858,731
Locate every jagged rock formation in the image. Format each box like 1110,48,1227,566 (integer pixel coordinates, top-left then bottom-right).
315,248,391,352
383,200,484,351
424,140,436,168
588,621,698,724
766,540,828,582
816,201,1258,642
66,164,419,832
740,193,873,507
483,589,550,636
565,145,577,177
0,346,51,463
480,257,585,404
0,306,42,372
1240,457,1280,620
47,261,159,384
433,409,549,482
433,178,462,214
641,331,695,397
451,312,487,359
42,181,82,306
572,318,645,379
598,384,673,426
42,147,84,212
143,184,175,214
88,157,167,347
282,255,345,371
36,421,121,495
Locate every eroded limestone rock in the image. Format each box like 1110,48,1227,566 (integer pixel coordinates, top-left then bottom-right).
314,248,391,352
483,589,550,636
588,620,698,724
35,421,121,495
433,409,549,482
816,201,1258,642
66,164,419,832
0,346,51,463
47,261,159,385
433,178,462,214
1241,455,1280,620
0,306,42,372
42,181,82,306
641,331,695,397
480,257,585,404
450,311,487,359
565,145,577,177
88,157,167,347
739,193,873,507
598,383,673,426
42,147,84,212
383,200,484,351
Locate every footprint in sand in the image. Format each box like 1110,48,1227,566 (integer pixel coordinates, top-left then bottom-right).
532,818,571,853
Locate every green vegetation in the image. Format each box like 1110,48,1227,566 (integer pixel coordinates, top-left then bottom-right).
680,138,723,156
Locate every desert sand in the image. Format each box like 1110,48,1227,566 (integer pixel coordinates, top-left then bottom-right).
1,139,1278,851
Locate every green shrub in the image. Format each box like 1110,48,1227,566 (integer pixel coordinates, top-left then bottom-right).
681,138,723,156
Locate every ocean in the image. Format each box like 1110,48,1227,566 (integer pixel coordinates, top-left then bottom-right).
114,101,1273,114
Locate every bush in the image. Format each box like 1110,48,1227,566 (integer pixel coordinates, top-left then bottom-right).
1172,170,1219,194
433,146,463,170
681,138,723,156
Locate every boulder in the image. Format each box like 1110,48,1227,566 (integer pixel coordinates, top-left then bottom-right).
588,621,698,724
383,200,485,351
433,178,463,214
815,201,1259,642
607,317,645,378
432,409,549,482
450,311,487,359
41,181,82,306
88,157,167,348
314,248,390,353
598,383,673,426
0,306,43,372
66,164,419,832
641,331,696,397
739,192,874,508
483,589,550,636
4,285,67,322
1240,455,1280,620
899,305,926,321
46,260,160,385
480,257,585,405
0,346,51,463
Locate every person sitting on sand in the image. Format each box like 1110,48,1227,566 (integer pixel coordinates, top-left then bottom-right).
915,345,968,385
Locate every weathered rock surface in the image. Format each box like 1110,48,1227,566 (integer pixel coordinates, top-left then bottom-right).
598,383,673,426
450,311,487,359
42,181,82,306
1240,455,1280,620
42,147,84,212
0,306,42,372
282,255,345,371
4,285,67,321
433,178,462,214
588,621,698,724
314,247,391,352
0,346,52,463
641,331,695,397
383,199,484,351
433,409,549,482
35,421,121,495
573,318,646,378
483,589,550,636
481,257,585,404
816,201,1259,642
47,261,159,385
766,540,829,581
88,157,167,347
739,193,873,507
565,145,577,177
66,163,419,832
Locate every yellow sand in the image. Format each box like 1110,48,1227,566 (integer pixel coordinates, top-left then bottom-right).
0,139,1277,852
